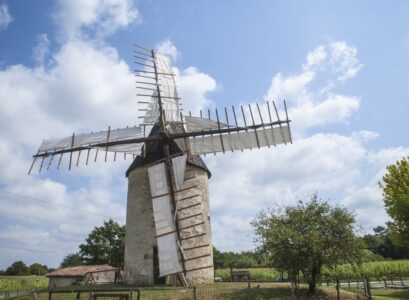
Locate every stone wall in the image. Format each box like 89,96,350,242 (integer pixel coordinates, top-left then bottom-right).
124,162,213,285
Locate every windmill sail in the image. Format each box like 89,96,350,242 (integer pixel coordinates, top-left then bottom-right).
37,126,145,156
148,162,183,277
137,53,180,125
30,44,293,287
187,125,291,155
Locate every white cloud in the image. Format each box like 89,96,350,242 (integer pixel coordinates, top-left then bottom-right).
53,0,140,40
0,3,12,32
266,42,362,135
0,8,219,268
175,66,217,115
156,39,180,61
33,34,51,67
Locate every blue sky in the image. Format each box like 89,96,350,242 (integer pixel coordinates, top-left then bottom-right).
0,0,408,269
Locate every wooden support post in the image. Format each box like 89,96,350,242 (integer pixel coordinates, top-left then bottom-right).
47,155,54,170
86,149,91,165
225,107,233,152
272,101,287,145
208,109,216,156
266,101,276,146
57,153,63,169
180,112,190,157
68,133,75,170
105,126,111,162
336,278,340,300
248,104,260,149
240,105,251,150
256,103,270,148
39,157,45,173
283,99,292,144
76,151,81,167
94,149,99,162
28,157,37,175
215,108,225,153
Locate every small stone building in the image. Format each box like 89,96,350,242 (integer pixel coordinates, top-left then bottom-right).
46,265,120,288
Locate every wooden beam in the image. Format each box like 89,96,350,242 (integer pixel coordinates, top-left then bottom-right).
68,133,75,170
256,103,269,148
215,108,225,153
248,104,260,149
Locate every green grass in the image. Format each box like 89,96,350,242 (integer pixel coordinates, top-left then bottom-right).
0,276,48,291
369,288,409,300
11,283,358,300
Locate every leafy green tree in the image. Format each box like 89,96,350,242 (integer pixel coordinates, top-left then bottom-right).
29,263,48,275
362,226,409,259
380,156,409,246
252,193,363,294
6,261,30,275
60,253,83,268
79,219,125,268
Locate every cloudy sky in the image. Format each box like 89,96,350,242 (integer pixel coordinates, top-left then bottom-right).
0,0,408,269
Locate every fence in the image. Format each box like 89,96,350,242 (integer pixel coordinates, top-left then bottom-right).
3,275,409,299
0,283,358,300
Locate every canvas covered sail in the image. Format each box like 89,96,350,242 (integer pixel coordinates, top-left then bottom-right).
37,126,145,157
138,53,180,125
148,162,183,277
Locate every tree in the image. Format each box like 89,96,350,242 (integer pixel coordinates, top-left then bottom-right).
79,219,125,268
29,263,48,275
60,253,83,268
380,156,409,246
6,261,30,275
362,226,409,259
252,193,363,294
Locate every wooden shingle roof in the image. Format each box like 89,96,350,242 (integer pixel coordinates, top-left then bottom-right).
46,265,116,277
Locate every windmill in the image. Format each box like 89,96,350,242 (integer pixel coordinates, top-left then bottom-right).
29,44,292,286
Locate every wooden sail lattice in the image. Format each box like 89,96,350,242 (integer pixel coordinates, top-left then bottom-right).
29,44,293,286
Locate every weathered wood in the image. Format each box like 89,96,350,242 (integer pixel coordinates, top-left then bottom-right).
248,104,260,149
57,153,63,169
184,254,211,262
178,202,201,211
180,232,206,241
180,221,205,231
177,212,203,222
76,151,81,167
178,194,200,202
256,103,269,148
266,101,276,146
272,101,287,145
283,99,293,144
68,133,75,170
215,108,225,153
28,157,37,175
185,265,213,273
39,157,45,173
183,243,209,251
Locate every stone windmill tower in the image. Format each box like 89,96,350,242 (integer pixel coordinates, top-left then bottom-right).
29,45,292,286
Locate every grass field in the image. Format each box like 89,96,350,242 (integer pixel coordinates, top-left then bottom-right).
369,288,409,300
0,276,48,291
7,282,357,300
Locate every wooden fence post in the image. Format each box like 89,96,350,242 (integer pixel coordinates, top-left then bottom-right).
383,277,387,289
365,276,372,300
32,292,37,300
193,286,197,300
336,278,340,300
